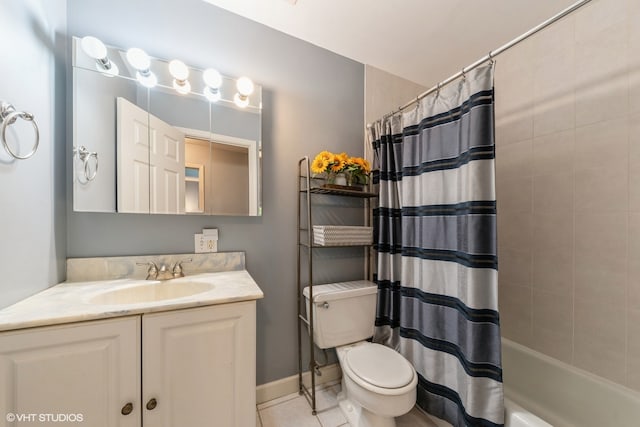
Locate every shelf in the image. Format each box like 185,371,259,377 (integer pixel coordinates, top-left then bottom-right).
301,186,377,198
299,242,373,248
297,156,375,416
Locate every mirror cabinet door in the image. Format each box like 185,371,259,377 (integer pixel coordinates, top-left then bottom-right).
206,89,262,216
73,66,150,213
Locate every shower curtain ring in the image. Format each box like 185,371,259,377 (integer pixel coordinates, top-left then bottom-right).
436,83,441,97
488,51,495,64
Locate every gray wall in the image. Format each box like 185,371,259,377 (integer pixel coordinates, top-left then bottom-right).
364,65,426,125
66,0,365,384
0,1,67,308
150,90,261,142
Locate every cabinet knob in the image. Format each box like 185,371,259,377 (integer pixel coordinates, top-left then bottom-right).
121,402,134,415
146,398,158,410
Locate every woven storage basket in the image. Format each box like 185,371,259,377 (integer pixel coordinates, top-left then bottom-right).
312,225,373,246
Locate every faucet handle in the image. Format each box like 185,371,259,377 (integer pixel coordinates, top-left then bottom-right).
136,262,158,280
172,258,193,278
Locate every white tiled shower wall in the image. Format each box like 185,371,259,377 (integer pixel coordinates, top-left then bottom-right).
495,0,640,391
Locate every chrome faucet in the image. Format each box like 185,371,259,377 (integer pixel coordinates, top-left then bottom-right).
172,258,192,278
156,264,174,280
136,262,159,280
137,259,192,280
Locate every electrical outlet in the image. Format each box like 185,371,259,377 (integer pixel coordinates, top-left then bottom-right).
205,237,218,252
194,233,218,253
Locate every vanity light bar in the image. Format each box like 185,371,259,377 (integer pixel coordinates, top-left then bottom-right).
79,36,255,103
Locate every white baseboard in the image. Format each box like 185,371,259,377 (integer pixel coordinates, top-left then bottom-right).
256,363,342,405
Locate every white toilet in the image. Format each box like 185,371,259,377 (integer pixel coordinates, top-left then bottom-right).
303,281,417,427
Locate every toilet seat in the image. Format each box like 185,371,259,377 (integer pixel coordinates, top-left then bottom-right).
345,343,414,389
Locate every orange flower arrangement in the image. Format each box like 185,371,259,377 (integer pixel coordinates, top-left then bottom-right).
311,151,371,185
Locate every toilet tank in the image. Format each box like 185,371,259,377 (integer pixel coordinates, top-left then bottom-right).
303,280,377,349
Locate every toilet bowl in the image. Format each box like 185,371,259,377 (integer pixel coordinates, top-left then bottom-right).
336,341,417,427
303,281,418,427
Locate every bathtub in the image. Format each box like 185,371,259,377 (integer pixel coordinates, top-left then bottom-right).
423,396,550,427
502,338,640,427
423,339,640,426
423,397,551,427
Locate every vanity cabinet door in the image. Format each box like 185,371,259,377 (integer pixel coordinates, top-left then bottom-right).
0,317,141,427
142,301,256,427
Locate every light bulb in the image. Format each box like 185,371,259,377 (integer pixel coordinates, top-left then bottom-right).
126,47,151,71
81,36,107,60
234,92,249,108
81,36,119,76
236,76,254,96
137,71,157,88
173,79,191,95
204,87,221,103
169,59,189,81
203,68,222,89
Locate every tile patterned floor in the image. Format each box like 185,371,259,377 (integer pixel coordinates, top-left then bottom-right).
256,382,440,427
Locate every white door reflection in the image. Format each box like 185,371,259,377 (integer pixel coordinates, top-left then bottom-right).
150,113,185,214
117,97,258,215
117,97,186,214
116,97,151,213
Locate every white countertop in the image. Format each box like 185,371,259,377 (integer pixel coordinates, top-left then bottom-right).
0,270,264,332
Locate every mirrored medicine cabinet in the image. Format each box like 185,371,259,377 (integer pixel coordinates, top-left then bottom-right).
72,36,262,216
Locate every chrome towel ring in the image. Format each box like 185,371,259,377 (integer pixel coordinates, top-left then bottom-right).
0,101,39,160
74,145,99,182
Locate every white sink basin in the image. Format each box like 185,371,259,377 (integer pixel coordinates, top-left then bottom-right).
89,281,214,305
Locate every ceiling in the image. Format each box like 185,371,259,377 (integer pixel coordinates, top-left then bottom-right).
202,0,579,86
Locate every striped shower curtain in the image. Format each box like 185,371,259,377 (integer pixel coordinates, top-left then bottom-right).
370,64,503,427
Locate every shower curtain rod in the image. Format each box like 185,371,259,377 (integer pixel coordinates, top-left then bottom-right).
376,0,593,123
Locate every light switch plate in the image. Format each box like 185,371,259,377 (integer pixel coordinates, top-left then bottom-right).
202,228,219,239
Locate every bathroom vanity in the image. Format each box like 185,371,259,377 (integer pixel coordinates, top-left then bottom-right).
0,252,263,427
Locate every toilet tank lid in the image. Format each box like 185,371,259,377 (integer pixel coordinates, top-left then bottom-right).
303,280,377,303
